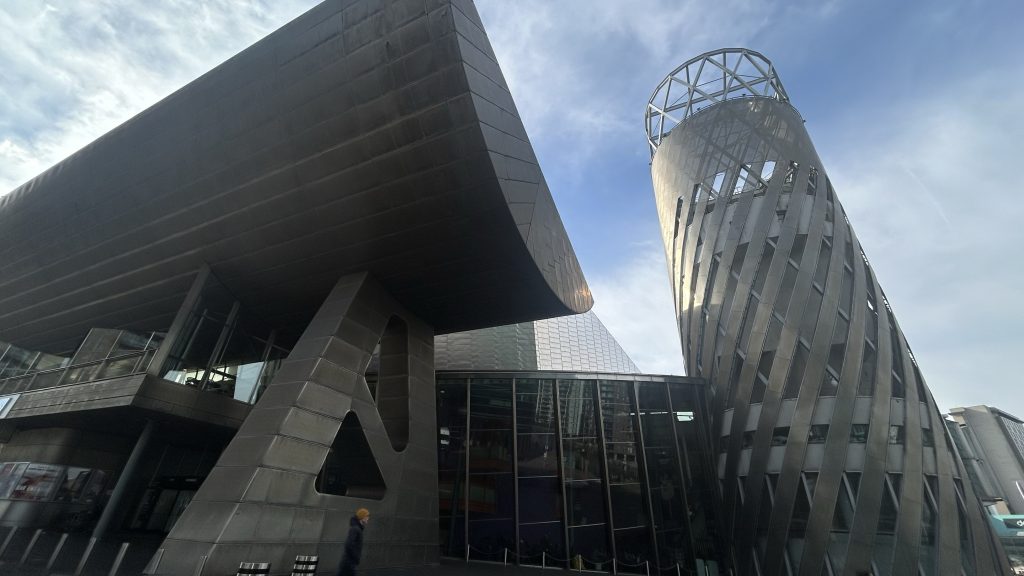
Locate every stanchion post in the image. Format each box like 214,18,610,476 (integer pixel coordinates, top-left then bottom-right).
236,561,271,576
108,542,130,576
504,547,508,565
19,528,43,566
144,548,165,575
75,536,99,576
646,560,651,576
46,532,69,571
0,526,18,559
291,554,318,576
542,551,546,568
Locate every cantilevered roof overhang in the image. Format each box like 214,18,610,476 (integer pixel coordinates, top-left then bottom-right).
0,1,591,353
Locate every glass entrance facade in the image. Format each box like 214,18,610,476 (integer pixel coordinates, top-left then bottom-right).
436,372,721,574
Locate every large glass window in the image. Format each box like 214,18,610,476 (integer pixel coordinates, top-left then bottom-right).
468,378,515,560
560,380,610,568
437,376,718,572
158,274,285,403
516,379,564,564
437,379,468,557
669,381,715,567
872,473,902,575
600,381,650,573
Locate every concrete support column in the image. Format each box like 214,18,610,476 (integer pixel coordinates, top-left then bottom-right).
93,419,156,540
152,271,438,575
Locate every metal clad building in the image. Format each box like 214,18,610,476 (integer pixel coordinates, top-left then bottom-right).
644,49,1006,575
0,1,593,574
435,311,639,373
433,312,722,573
948,405,1024,515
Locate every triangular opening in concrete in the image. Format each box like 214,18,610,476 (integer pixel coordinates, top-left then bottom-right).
315,411,386,500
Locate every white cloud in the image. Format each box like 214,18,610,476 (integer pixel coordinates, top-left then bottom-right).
0,0,316,193
590,245,684,376
823,70,1024,414
474,0,778,172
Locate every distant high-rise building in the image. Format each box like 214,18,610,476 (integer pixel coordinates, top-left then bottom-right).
947,405,1024,514
644,48,1006,575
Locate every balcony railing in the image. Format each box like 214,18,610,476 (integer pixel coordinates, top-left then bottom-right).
0,349,156,397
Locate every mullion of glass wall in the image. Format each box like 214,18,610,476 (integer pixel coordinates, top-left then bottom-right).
561,379,612,570
464,379,471,562
512,377,520,564
631,381,661,572
600,380,653,573
642,381,694,572
516,378,565,566
437,379,468,558
554,377,572,569
467,378,516,561
593,380,620,571
683,383,721,570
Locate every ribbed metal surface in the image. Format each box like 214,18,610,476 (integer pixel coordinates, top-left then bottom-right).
434,311,639,374
647,70,1006,575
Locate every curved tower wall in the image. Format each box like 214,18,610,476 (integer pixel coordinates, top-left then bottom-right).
648,83,1005,573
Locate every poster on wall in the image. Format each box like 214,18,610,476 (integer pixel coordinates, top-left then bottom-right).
9,463,64,501
0,462,28,498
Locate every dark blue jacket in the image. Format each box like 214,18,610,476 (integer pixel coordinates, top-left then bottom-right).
342,516,365,568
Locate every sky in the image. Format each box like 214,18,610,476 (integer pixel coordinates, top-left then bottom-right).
0,0,1022,414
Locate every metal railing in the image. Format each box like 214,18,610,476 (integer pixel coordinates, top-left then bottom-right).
464,545,707,575
0,349,155,397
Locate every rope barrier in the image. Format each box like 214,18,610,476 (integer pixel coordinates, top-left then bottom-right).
460,546,700,574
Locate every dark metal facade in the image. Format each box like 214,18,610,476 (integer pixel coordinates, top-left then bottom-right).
646,49,1008,576
0,0,596,574
0,0,590,354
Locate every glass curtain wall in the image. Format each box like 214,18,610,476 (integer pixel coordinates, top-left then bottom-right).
0,329,163,395
158,274,288,403
437,374,720,574
517,379,565,565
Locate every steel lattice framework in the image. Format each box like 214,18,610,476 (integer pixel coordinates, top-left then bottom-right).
645,48,788,156
645,49,1008,576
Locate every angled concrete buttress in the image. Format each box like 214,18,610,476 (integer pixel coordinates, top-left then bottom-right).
151,272,437,575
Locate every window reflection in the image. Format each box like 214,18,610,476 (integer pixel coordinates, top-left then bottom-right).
436,376,719,570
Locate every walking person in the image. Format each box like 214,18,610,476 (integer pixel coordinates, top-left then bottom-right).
338,508,369,576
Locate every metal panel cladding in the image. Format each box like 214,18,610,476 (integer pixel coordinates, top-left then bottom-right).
645,49,1007,576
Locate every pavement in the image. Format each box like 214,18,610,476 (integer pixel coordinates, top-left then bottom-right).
0,534,579,576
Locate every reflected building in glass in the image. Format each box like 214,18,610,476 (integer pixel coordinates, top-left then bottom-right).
434,313,722,574
644,49,1007,575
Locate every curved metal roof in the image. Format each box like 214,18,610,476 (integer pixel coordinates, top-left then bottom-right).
0,1,591,352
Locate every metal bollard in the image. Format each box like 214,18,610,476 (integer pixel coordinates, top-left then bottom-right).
646,560,651,576
542,551,546,568
143,548,165,574
193,555,208,576
108,542,130,576
75,536,99,576
237,561,271,576
504,547,508,565
291,555,318,576
19,528,43,566
0,526,18,559
46,532,69,571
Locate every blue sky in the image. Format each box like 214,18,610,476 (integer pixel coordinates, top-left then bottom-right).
0,0,1022,414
